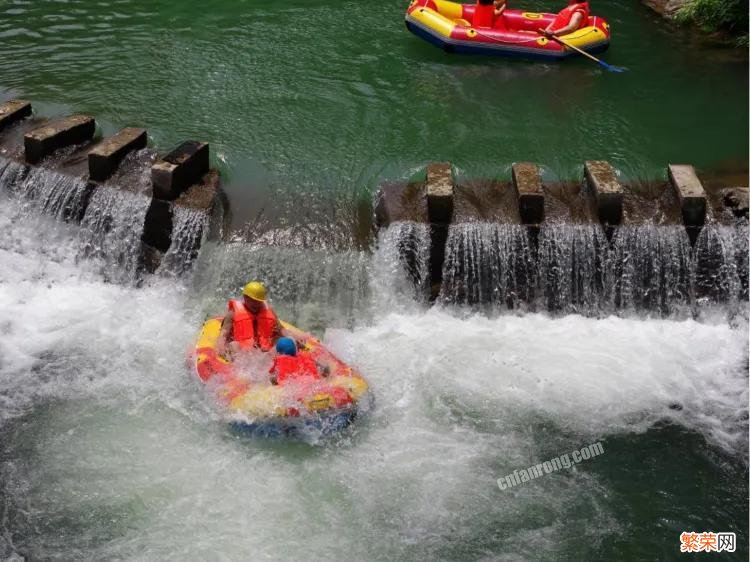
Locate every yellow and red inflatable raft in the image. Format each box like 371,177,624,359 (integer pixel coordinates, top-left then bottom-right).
192,318,371,439
405,0,610,59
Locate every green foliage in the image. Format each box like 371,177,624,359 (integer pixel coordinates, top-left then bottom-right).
675,0,749,43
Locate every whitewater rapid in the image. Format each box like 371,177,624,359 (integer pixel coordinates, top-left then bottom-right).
0,193,747,560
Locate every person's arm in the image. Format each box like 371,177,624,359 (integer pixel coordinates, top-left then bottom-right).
544,11,583,37
494,0,506,16
268,359,279,385
217,310,234,355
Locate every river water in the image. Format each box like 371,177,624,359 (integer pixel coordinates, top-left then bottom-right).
0,181,748,559
0,0,748,228
0,0,748,560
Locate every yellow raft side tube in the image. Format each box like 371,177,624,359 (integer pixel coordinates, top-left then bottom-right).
559,25,608,49
196,317,222,349
194,317,227,381
408,5,457,38
431,0,464,20
229,385,289,417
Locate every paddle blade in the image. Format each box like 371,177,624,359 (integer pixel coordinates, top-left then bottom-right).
602,62,627,73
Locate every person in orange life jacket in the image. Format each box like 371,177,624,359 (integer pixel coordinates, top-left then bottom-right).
269,337,321,386
541,1,589,37
218,281,283,356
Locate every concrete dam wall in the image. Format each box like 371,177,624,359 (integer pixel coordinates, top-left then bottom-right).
0,100,224,279
1,99,747,315
376,162,748,313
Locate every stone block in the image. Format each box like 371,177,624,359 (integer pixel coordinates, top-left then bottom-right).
88,127,147,182
141,198,173,252
0,100,32,131
668,164,707,227
24,115,96,164
151,140,209,200
426,162,454,225
585,160,623,226
512,162,544,224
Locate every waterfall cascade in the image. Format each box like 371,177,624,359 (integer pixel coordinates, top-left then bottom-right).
13,166,92,221
0,156,212,282
537,223,608,314
190,221,432,331
436,220,748,315
440,223,533,308
371,221,431,304
607,224,693,314
0,158,27,191
2,153,747,317
77,187,150,282
157,205,210,277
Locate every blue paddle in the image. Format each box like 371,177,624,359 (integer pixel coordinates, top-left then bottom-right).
542,30,626,73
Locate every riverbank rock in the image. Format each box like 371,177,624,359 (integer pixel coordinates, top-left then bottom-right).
642,0,689,18
721,187,749,218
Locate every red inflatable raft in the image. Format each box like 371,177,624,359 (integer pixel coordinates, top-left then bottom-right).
405,0,611,59
191,317,371,439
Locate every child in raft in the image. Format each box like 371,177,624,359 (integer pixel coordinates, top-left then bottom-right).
269,337,321,385
269,337,353,408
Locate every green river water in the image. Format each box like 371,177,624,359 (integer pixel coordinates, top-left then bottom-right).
0,1,748,561
0,0,748,222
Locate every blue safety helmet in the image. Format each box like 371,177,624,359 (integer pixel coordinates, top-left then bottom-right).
275,337,297,356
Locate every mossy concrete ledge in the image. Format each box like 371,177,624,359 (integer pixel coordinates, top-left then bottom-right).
512,162,544,224
151,140,209,200
668,164,707,227
88,127,147,181
584,160,623,226
24,115,96,164
374,181,428,227
0,100,32,131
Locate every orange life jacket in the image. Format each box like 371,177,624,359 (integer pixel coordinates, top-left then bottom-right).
228,299,278,351
271,353,320,385
550,2,589,32
472,0,495,29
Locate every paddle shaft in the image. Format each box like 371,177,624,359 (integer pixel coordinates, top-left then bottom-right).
543,31,607,65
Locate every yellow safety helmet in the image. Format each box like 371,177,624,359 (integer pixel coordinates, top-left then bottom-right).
242,281,267,302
